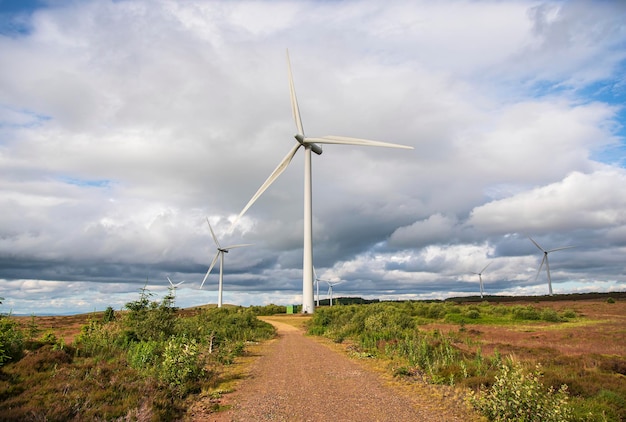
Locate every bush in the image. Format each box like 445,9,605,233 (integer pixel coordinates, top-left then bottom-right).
127,340,161,371
470,359,572,422
103,306,116,323
0,317,24,366
160,335,205,395
540,308,561,322
511,305,541,321
561,309,577,319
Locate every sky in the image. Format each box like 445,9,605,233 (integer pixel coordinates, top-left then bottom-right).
1,0,625,315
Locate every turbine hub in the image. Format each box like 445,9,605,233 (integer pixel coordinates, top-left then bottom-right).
294,133,323,155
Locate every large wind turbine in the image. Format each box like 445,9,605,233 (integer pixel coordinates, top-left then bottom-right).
230,50,413,314
201,218,251,307
471,262,491,299
528,236,575,296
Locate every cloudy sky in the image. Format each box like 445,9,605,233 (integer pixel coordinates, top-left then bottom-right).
1,0,625,315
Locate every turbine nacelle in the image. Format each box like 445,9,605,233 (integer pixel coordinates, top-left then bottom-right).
295,133,323,155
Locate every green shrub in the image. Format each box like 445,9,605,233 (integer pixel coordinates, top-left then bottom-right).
465,309,481,319
40,330,58,344
160,335,205,395
561,309,577,319
511,305,541,321
0,317,24,366
127,340,161,371
74,319,120,358
103,306,116,323
540,308,561,322
26,315,41,340
470,359,572,422
122,289,177,342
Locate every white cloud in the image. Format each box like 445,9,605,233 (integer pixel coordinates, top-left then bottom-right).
468,169,626,233
0,0,625,314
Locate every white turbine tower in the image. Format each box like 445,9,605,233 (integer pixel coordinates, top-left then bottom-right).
166,276,185,297
471,262,491,299
230,50,413,314
201,218,251,307
528,236,575,296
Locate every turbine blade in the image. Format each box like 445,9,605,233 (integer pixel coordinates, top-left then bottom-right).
222,243,253,250
175,281,185,287
535,255,546,281
480,262,492,274
230,143,301,231
528,236,545,252
548,245,576,253
287,49,304,136
313,135,413,150
206,217,221,248
201,252,220,289
167,276,173,287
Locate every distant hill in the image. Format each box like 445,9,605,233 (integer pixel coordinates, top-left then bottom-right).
445,291,626,303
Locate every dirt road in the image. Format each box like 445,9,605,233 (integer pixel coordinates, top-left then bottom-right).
193,317,480,422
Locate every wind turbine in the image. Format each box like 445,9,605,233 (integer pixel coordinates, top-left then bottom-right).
166,276,185,297
326,279,346,307
528,236,575,296
230,50,413,314
471,262,491,299
201,218,251,307
313,266,322,307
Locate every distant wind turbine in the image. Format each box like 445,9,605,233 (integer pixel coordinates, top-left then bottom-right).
166,276,185,297
528,236,575,296
326,279,346,307
201,218,251,307
230,50,413,314
313,266,322,307
471,262,491,299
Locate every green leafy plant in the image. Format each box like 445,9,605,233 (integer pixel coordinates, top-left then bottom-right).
0,316,24,366
470,359,572,422
159,335,205,395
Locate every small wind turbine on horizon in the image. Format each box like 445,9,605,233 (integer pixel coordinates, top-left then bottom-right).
326,278,346,307
229,50,413,314
201,218,251,307
471,262,491,299
313,266,322,307
166,276,185,297
528,236,575,296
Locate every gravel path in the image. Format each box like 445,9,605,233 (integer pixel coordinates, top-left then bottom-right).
194,318,480,422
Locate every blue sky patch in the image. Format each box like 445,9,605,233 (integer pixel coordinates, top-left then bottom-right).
60,177,113,189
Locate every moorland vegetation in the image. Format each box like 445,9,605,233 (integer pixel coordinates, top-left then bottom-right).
1,294,624,421
0,288,278,420
307,299,625,421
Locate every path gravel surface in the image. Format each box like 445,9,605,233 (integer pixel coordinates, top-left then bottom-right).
191,318,480,422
